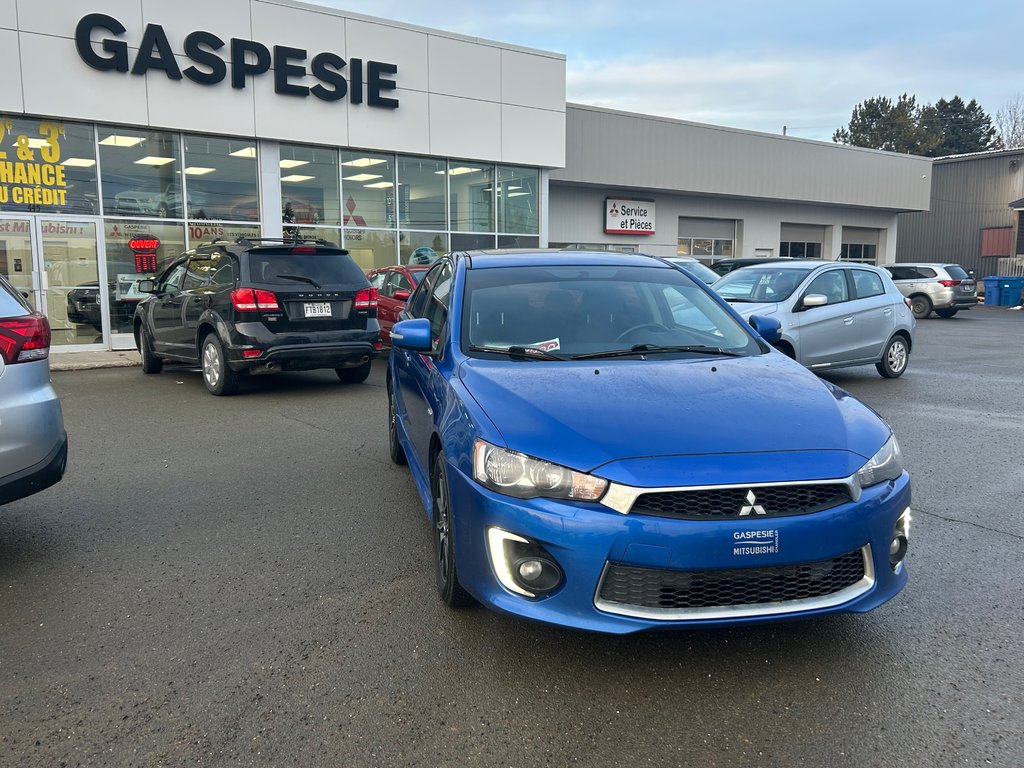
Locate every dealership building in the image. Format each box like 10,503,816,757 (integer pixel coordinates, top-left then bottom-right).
0,0,932,353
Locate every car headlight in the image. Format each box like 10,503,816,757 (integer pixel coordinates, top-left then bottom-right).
856,435,904,487
472,439,608,501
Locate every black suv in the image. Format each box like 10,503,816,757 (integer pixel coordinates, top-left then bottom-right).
133,238,381,395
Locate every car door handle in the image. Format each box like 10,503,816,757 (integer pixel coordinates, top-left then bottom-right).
883,308,892,316
843,316,854,325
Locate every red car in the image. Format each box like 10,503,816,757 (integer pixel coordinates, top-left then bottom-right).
367,265,430,345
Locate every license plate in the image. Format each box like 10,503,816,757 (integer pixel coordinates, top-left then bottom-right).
303,302,332,318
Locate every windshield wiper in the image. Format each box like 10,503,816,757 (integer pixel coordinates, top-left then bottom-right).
571,344,745,360
276,274,321,289
468,344,565,361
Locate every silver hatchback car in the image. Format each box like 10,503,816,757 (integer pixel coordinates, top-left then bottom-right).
0,273,68,506
714,261,915,378
879,263,977,319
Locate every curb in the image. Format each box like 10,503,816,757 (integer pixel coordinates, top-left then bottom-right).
50,352,142,372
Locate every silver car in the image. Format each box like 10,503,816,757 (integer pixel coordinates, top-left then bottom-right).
663,256,721,285
713,261,915,378
0,274,67,506
879,262,978,319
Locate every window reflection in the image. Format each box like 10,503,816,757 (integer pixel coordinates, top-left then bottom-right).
344,229,396,270
280,144,340,226
449,164,493,232
496,166,538,234
400,232,448,265
340,151,395,229
397,156,446,230
103,219,186,333
98,126,182,219
183,135,260,221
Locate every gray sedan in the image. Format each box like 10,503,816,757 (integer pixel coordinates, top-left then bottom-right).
713,260,915,378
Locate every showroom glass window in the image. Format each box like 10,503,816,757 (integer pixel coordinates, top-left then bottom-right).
0,116,98,215
98,126,181,219
183,135,259,222
780,241,821,259
496,165,539,235
103,220,186,334
397,156,446,230
280,143,340,227
340,150,395,229
449,163,493,233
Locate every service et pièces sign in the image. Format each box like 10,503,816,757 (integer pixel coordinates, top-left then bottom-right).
605,198,655,235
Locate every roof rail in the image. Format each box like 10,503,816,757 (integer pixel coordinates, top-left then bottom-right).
198,236,343,249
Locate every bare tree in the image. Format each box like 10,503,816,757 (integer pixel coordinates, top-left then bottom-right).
994,93,1024,149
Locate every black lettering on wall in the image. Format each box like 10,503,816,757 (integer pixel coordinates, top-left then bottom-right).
75,13,129,72
131,24,183,80
349,57,364,104
310,52,348,101
183,31,227,85
367,61,399,108
273,46,309,97
230,38,272,89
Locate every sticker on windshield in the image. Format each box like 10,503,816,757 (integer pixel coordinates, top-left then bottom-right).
528,338,561,352
732,529,779,556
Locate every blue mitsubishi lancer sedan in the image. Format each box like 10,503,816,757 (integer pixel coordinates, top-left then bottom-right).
386,250,911,634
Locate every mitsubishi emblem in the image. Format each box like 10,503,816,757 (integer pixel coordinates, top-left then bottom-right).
739,490,767,516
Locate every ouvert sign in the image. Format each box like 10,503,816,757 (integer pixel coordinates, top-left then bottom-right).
74,13,400,108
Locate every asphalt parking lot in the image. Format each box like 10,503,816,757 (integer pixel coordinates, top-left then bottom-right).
2,307,1023,767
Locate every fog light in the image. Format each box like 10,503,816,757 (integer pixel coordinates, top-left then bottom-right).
487,527,564,598
889,535,908,567
513,556,563,594
242,349,263,358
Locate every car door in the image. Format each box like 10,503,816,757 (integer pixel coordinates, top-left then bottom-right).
377,270,403,339
149,261,189,355
393,261,452,470
791,267,857,368
844,268,896,362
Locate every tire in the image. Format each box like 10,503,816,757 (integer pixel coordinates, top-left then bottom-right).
431,451,475,608
935,308,958,319
335,360,371,384
138,327,163,374
387,385,407,465
201,334,239,396
876,335,910,379
909,295,932,319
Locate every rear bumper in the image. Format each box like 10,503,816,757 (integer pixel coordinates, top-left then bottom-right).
228,341,378,372
0,432,68,506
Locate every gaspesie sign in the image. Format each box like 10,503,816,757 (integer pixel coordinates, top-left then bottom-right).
74,13,400,108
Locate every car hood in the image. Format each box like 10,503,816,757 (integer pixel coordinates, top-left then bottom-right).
726,301,779,318
459,354,889,479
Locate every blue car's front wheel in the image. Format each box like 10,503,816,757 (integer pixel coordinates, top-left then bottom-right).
431,451,475,608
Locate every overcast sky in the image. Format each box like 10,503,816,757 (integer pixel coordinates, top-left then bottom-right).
315,0,1022,142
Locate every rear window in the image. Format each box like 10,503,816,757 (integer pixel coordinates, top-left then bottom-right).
247,248,367,286
0,275,32,317
945,265,970,280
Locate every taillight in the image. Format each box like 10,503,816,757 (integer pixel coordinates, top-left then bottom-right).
354,287,378,310
0,313,51,364
938,279,961,287
231,288,280,311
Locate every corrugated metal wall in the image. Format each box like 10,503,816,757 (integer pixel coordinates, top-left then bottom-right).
896,151,1024,277
554,104,933,212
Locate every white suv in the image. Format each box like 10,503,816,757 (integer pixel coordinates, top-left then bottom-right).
880,263,978,319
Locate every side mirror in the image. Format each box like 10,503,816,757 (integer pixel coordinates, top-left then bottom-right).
748,314,782,343
800,293,828,310
390,317,433,352
137,279,156,294
393,289,411,302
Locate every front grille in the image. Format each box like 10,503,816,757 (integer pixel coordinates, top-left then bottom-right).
597,549,866,616
630,484,850,519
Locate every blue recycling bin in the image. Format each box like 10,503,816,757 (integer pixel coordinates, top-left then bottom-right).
999,276,1024,307
983,276,1001,306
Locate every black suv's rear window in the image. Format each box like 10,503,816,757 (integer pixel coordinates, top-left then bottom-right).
247,248,367,286
945,265,970,280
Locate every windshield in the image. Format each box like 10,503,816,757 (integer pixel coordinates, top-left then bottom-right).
462,265,763,359
665,259,720,285
713,267,813,303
